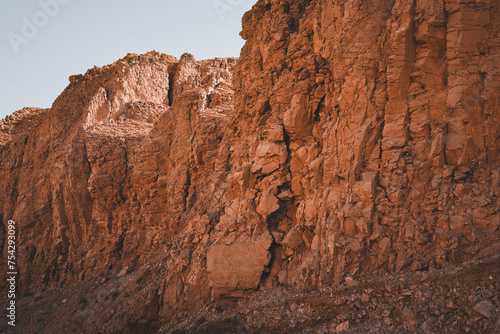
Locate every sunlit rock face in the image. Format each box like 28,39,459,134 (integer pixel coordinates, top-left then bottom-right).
230,0,499,287
0,0,499,332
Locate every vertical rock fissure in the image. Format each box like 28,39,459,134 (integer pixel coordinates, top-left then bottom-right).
167,63,178,107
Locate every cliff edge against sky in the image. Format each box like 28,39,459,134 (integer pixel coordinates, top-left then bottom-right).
1,0,499,333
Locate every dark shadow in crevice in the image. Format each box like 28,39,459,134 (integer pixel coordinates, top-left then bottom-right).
259,241,279,285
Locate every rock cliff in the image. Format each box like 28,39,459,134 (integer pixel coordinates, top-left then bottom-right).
229,0,500,288
1,0,499,333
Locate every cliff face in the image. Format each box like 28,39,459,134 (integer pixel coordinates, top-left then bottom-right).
1,52,238,329
228,0,499,287
1,0,499,333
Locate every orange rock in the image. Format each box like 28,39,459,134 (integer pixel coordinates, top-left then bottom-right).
0,0,499,331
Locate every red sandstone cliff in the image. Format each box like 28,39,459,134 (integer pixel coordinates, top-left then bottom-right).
229,0,500,286
1,0,499,333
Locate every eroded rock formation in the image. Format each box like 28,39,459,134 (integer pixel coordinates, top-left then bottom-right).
227,0,500,290
0,0,499,332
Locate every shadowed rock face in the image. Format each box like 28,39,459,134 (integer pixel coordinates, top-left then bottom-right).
0,0,499,332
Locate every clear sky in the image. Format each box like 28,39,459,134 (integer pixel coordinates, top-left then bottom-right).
0,0,257,119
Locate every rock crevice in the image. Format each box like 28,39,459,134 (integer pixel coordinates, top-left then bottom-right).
0,0,499,332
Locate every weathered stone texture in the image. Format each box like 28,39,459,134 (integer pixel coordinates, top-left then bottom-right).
0,0,499,332
229,0,500,287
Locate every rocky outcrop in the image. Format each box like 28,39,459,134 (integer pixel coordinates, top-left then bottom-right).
227,0,500,288
0,0,499,332
1,51,238,323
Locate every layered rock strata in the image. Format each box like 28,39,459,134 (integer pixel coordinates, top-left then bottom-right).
0,0,499,332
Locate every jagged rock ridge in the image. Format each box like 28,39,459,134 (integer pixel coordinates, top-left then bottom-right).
0,0,499,333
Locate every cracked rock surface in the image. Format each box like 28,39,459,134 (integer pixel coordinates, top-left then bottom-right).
0,0,499,333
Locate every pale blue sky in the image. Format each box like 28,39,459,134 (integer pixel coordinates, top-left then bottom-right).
0,0,257,119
